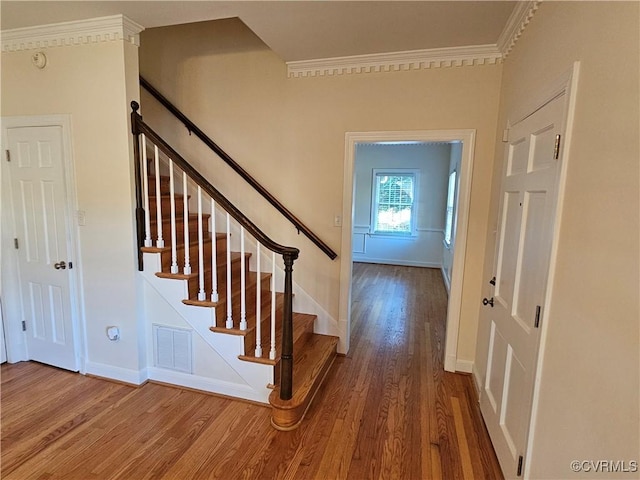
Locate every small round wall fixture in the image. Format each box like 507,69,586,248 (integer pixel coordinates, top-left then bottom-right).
31,51,47,69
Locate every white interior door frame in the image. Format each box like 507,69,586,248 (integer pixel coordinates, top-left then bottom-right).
340,129,475,368
521,61,580,479
1,114,85,370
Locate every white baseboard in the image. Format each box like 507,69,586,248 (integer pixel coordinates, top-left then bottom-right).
471,364,483,398
444,355,474,375
441,266,451,293
455,359,474,374
444,354,457,373
147,367,269,404
84,361,148,385
352,257,441,268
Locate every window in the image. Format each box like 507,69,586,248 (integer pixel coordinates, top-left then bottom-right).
444,170,457,246
371,169,418,235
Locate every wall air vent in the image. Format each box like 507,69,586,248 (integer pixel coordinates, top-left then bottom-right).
153,324,193,373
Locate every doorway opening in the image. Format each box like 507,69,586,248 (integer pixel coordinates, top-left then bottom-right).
339,130,476,370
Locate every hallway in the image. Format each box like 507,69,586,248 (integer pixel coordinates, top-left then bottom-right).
1,263,501,479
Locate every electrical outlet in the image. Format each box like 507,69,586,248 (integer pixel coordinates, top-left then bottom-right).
334,215,342,227
77,210,86,226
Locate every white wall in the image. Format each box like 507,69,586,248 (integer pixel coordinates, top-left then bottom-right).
352,143,448,267
1,36,145,381
474,2,639,478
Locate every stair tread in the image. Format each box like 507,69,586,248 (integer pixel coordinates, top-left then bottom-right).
141,233,224,254
149,212,211,225
269,333,338,414
155,251,248,279
237,312,316,365
183,272,271,308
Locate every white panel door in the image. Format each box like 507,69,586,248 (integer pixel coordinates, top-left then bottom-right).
7,126,78,371
481,94,566,478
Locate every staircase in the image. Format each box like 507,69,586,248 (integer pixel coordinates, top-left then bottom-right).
133,111,338,431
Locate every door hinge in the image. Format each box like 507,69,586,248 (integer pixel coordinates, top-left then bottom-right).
553,134,562,159
5,150,10,162
14,238,19,249
21,320,26,331
534,305,542,328
517,455,524,476
502,129,510,143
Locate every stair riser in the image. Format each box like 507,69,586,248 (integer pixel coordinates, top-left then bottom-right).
148,195,189,216
244,305,314,363
147,176,171,196
213,275,272,322
150,217,211,246
186,255,255,298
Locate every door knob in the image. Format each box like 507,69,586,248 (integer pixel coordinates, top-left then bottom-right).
54,261,67,270
482,297,494,307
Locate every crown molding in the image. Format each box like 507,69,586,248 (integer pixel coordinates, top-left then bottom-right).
497,0,541,58
287,44,502,78
1,15,145,52
287,2,540,79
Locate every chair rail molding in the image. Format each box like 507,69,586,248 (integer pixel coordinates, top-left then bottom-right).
1,14,145,52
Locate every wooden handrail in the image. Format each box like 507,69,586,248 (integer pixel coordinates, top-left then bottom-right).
132,102,296,400
139,76,338,261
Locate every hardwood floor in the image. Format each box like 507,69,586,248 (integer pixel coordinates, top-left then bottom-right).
1,263,503,479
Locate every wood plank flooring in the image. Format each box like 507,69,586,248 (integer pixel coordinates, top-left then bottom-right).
1,263,503,479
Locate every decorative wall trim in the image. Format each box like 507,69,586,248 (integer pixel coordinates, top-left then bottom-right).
356,140,454,147
351,257,441,269
287,44,502,78
496,1,541,58
1,14,145,52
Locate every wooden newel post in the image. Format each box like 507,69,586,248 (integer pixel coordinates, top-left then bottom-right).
131,101,145,271
279,252,297,400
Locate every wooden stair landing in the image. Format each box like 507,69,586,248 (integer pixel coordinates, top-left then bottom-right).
269,333,338,431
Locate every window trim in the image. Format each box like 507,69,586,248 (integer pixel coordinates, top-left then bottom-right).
444,169,457,248
370,168,419,236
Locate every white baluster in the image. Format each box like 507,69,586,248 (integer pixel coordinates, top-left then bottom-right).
210,198,219,303
141,135,152,247
169,160,178,274
270,252,276,360
239,227,247,330
255,243,262,358
182,172,191,275
225,213,233,329
153,145,164,248
197,186,206,301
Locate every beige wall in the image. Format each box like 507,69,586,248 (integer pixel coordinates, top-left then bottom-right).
475,2,640,477
1,40,143,375
139,18,503,362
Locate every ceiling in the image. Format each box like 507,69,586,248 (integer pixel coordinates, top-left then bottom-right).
0,1,517,62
